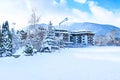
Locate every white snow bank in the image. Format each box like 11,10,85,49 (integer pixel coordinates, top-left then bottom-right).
0,46,120,80
73,46,120,62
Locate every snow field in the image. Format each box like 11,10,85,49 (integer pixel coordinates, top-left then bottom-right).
0,46,120,80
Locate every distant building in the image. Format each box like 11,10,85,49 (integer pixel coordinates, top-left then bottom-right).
55,29,95,47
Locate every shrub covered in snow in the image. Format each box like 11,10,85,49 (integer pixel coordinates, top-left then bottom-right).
24,43,33,56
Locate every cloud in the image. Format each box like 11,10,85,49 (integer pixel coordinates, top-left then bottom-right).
72,9,91,22
25,0,70,26
68,1,120,27
0,0,29,29
60,0,67,5
74,0,87,4
1,0,120,30
25,0,32,11
89,1,114,20
24,0,120,28
53,0,59,5
88,1,120,27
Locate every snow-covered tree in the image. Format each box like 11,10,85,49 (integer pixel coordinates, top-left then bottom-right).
0,26,2,56
11,28,16,52
95,30,117,46
28,9,40,40
47,21,55,40
11,28,23,53
0,26,2,47
1,21,12,56
32,26,47,51
24,43,33,56
19,30,27,40
95,35,107,46
15,30,28,48
105,30,116,45
41,21,59,52
28,9,40,26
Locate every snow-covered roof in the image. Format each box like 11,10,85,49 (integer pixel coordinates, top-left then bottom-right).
72,31,95,34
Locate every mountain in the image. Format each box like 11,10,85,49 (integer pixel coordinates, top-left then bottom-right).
57,22,120,37
25,23,48,30
25,22,120,37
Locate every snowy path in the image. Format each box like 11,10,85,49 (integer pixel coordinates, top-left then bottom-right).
0,46,120,80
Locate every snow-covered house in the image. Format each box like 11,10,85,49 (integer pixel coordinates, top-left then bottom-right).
41,22,95,51
55,29,95,46
70,31,95,45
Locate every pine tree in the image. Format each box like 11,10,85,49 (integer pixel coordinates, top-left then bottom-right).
41,21,59,52
0,26,2,56
1,21,12,57
11,28,19,53
47,21,55,39
0,26,2,47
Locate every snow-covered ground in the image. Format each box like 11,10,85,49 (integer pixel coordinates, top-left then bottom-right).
0,46,120,80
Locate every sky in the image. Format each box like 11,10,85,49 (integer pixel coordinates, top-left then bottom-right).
0,0,120,30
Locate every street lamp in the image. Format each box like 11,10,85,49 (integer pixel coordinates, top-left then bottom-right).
58,17,68,48
59,17,68,26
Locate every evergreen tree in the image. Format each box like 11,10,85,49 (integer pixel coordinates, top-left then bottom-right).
1,21,12,56
11,28,19,53
0,26,2,56
24,43,33,56
41,21,59,52
47,21,55,40
0,26,2,47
